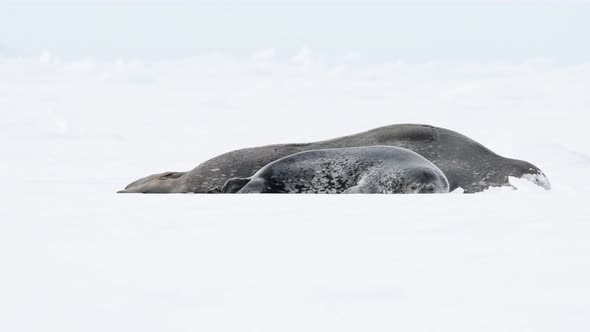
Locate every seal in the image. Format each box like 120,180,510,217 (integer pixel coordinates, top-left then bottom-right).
118,124,551,194
222,146,450,194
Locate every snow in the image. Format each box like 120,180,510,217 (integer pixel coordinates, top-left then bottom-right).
1,53,589,331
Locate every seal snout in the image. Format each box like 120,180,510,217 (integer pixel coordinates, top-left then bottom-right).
418,184,437,194
406,181,446,194
404,168,449,194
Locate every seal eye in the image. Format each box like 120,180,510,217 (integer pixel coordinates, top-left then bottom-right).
410,184,418,191
428,187,434,192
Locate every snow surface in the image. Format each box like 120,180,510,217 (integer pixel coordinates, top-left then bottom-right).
1,53,590,331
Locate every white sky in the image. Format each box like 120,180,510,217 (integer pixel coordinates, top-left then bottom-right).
1,0,589,63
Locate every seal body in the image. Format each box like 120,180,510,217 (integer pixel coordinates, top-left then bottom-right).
223,146,449,194
119,124,550,194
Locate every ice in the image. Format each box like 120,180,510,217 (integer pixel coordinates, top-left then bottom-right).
1,53,589,331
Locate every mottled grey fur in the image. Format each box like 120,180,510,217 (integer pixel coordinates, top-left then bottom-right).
223,146,449,194
118,124,550,194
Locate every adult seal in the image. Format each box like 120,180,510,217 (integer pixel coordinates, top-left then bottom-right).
118,124,550,194
222,146,450,194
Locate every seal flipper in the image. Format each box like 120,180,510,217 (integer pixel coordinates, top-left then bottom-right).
207,187,223,193
343,183,377,194
343,185,366,194
236,178,267,193
222,177,252,193
342,175,377,194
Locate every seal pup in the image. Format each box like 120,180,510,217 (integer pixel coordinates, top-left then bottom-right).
119,124,550,194
221,146,449,194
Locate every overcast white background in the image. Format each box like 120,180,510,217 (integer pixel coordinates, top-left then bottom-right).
1,0,589,63
2,2,590,331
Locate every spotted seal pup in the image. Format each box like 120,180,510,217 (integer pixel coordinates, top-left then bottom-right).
118,124,550,194
220,146,449,194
